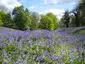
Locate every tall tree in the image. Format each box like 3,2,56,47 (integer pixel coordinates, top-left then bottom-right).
30,12,40,30
69,14,75,27
25,8,31,29
2,13,16,28
72,7,80,27
78,0,85,26
0,11,5,26
39,16,54,30
61,10,70,28
46,13,59,30
12,6,31,30
59,17,66,28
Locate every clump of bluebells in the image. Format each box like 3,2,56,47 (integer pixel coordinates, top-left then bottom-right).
0,27,85,64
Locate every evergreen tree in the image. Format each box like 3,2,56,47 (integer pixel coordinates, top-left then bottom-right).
61,10,70,28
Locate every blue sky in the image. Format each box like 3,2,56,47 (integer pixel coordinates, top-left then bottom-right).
20,0,75,12
19,0,78,19
0,0,78,19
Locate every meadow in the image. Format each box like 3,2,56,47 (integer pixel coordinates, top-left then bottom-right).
0,27,85,64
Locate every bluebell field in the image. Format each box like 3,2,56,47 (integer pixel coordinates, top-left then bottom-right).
0,27,85,64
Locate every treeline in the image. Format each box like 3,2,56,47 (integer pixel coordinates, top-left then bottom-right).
0,0,85,30
60,0,85,28
0,6,59,30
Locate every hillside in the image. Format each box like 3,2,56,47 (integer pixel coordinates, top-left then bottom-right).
0,27,85,64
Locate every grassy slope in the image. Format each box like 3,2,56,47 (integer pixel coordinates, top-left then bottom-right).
0,27,85,63
0,27,15,33
0,26,85,33
57,27,85,34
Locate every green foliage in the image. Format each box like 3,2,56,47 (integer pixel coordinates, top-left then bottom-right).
5,43,18,53
0,11,17,29
30,12,40,30
25,8,31,29
69,0,85,27
12,6,31,30
39,16,54,30
0,11,6,26
61,10,70,28
69,15,75,27
0,16,3,26
59,18,66,28
4,43,20,62
46,13,59,30
72,7,80,27
2,13,16,28
78,0,85,26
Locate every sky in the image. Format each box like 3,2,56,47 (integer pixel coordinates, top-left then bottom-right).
0,0,79,19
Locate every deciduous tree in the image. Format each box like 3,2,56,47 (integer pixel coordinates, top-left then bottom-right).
12,6,31,30
39,16,54,30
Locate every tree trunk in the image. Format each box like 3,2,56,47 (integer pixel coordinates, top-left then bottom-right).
66,23,69,28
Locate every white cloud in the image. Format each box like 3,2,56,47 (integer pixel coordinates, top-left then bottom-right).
0,0,21,12
44,0,58,4
44,0,78,4
39,9,64,19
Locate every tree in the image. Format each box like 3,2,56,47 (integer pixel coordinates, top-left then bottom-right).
69,14,75,27
0,15,3,26
78,0,85,26
61,10,70,28
39,16,54,30
0,11,5,26
46,13,59,30
2,13,16,28
25,8,31,29
59,17,66,28
72,7,80,27
12,6,31,30
30,12,40,30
